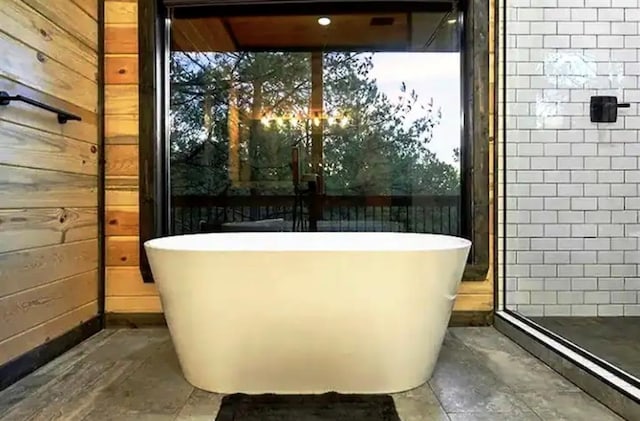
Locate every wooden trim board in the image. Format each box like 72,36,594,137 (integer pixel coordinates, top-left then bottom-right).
105,311,494,328
0,316,101,392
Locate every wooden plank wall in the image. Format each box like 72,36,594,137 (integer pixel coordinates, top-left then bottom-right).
102,0,496,315
104,0,162,312
0,0,100,365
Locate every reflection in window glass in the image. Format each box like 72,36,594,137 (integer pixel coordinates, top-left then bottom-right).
169,12,461,235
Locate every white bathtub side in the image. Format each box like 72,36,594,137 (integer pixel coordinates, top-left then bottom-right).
146,245,469,394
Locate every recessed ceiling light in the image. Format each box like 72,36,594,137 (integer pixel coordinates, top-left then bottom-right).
447,18,457,24
318,17,331,26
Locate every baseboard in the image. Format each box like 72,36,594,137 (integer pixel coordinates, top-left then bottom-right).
0,316,101,392
105,312,167,328
105,311,493,328
449,311,493,326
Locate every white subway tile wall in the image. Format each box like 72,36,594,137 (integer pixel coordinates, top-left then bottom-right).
502,0,640,316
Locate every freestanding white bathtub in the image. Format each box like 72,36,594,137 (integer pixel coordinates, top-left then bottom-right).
144,232,471,394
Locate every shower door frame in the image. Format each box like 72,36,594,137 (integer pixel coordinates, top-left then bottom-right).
492,0,640,412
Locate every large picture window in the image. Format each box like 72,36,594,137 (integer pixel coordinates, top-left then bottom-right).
138,0,489,281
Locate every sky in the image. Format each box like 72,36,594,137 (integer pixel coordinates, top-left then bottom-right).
368,52,461,166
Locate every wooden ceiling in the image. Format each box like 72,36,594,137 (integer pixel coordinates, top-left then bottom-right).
171,12,457,52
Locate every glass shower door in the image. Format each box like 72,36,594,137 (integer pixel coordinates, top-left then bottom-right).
501,0,640,382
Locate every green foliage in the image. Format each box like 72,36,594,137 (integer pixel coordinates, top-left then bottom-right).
169,51,460,197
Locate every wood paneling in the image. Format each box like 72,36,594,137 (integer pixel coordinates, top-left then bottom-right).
458,278,493,295
0,301,98,366
21,0,98,50
0,0,98,367
105,55,138,85
105,145,138,176
106,296,163,313
106,174,138,188
105,206,138,236
0,120,98,175
104,0,145,314
105,25,138,54
0,239,98,298
105,85,138,115
453,294,493,312
0,207,97,254
230,14,408,49
0,32,97,113
72,0,99,20
105,188,138,206
0,78,97,144
106,267,158,296
105,114,138,144
106,236,139,266
0,0,97,73
0,165,97,209
172,17,236,52
105,1,138,24
0,270,97,341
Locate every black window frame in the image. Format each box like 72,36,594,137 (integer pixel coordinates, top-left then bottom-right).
138,0,490,282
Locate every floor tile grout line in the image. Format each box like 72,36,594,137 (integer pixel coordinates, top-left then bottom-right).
447,328,547,417
0,329,119,417
424,382,452,421
451,328,626,420
172,385,197,420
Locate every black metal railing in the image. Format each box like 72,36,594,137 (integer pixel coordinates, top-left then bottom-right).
171,194,460,235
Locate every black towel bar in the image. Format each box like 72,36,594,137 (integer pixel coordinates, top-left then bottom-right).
0,91,82,124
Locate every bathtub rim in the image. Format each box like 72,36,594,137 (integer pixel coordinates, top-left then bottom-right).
144,232,472,253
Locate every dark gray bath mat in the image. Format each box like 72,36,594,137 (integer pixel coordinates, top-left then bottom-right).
214,392,401,421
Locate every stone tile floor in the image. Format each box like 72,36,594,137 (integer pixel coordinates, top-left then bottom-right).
0,327,625,420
